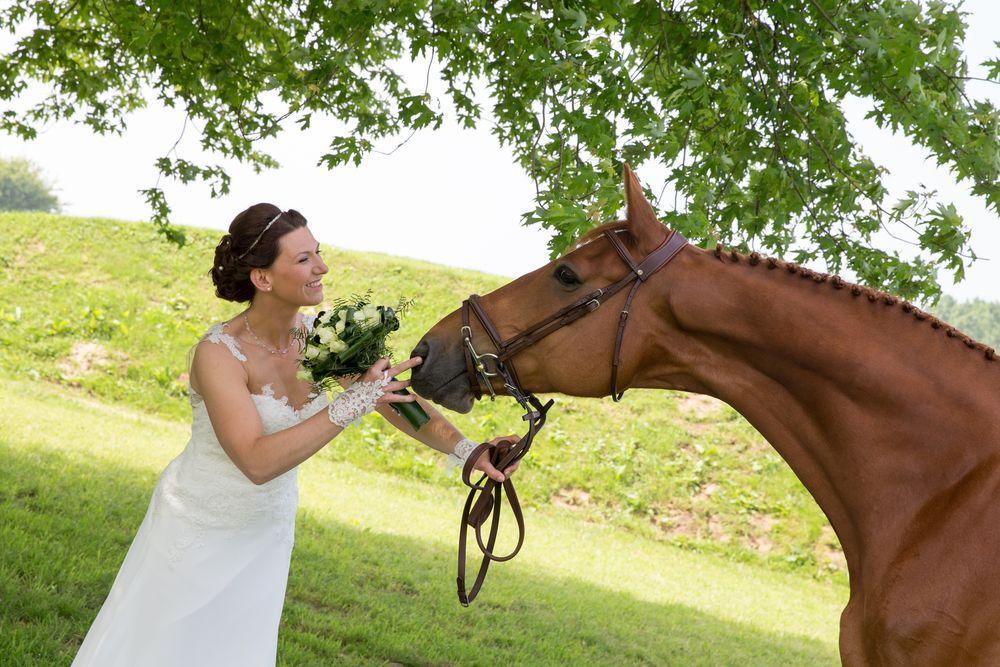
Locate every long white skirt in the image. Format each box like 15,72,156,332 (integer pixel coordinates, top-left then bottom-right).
72,460,296,667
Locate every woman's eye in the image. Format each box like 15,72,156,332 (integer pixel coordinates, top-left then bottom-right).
554,266,580,286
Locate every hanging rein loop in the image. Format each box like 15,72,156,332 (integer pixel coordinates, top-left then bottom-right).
455,227,688,605
456,390,552,606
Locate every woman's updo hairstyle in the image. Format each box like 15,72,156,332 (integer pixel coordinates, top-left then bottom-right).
210,203,309,302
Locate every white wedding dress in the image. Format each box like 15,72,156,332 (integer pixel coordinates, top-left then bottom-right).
73,315,328,666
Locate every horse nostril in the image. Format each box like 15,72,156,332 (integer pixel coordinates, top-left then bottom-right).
410,339,431,373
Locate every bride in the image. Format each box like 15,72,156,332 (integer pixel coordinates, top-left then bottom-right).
73,203,519,666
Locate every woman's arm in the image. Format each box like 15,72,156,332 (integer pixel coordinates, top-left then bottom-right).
373,394,464,454
372,390,521,482
195,344,417,485
335,373,463,453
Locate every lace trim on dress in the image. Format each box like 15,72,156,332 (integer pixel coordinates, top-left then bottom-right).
200,312,313,364
202,322,247,361
258,382,321,414
191,313,318,406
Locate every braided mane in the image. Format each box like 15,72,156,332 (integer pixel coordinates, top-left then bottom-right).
566,221,995,362
712,243,996,362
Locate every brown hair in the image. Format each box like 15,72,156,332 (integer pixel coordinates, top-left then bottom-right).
209,203,308,302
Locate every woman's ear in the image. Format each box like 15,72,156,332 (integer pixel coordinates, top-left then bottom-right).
250,267,272,292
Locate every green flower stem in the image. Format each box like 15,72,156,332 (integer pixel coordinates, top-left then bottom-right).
340,331,379,360
388,378,429,431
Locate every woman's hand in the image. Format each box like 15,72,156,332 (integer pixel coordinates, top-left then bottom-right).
355,356,422,404
472,434,522,482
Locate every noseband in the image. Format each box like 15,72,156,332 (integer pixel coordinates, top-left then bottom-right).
454,227,688,605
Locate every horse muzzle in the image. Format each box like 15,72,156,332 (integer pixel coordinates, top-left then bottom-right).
410,335,477,413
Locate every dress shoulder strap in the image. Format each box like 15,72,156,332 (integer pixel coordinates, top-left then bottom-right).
201,322,248,362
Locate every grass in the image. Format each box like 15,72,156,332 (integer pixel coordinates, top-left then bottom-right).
0,375,846,665
0,211,849,582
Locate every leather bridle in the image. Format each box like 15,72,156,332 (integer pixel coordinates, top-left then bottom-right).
454,226,688,606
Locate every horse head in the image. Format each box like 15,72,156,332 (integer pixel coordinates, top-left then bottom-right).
411,165,695,412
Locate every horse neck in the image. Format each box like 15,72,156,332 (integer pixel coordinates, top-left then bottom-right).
637,246,1000,580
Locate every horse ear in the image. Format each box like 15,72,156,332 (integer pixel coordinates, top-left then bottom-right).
622,163,666,250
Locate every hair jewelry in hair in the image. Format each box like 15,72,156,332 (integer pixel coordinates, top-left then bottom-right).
237,211,283,260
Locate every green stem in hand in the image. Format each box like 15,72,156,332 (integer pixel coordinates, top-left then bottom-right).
387,377,430,430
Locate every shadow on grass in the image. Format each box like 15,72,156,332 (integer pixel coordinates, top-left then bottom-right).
0,442,839,666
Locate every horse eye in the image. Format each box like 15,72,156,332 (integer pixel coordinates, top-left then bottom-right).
554,265,580,287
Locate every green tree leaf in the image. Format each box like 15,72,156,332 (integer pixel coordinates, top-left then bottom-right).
0,0,996,301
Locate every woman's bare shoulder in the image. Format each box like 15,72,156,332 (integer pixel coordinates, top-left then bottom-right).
190,321,249,395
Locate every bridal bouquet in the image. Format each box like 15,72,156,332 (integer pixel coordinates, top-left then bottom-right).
294,293,430,430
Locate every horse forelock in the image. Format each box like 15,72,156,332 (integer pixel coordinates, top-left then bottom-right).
562,220,632,256
712,242,997,363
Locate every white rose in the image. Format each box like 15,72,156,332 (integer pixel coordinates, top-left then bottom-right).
328,338,348,354
296,369,313,381
353,304,380,327
304,345,321,359
316,327,337,346
318,310,335,325
334,320,345,334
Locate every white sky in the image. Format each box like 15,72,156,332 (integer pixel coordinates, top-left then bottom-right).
1,1,996,301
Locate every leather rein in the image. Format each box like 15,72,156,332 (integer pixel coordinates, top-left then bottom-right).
455,227,688,605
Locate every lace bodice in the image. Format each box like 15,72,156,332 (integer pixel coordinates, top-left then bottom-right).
153,313,327,563
188,313,326,430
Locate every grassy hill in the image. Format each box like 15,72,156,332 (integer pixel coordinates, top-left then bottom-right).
2,212,851,583
0,376,844,664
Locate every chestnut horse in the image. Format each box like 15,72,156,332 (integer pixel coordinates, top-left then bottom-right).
410,166,1000,665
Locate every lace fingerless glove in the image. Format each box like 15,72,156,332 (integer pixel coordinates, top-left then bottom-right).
446,437,479,470
327,373,390,428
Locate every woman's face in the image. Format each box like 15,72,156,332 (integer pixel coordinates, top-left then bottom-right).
257,226,328,305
